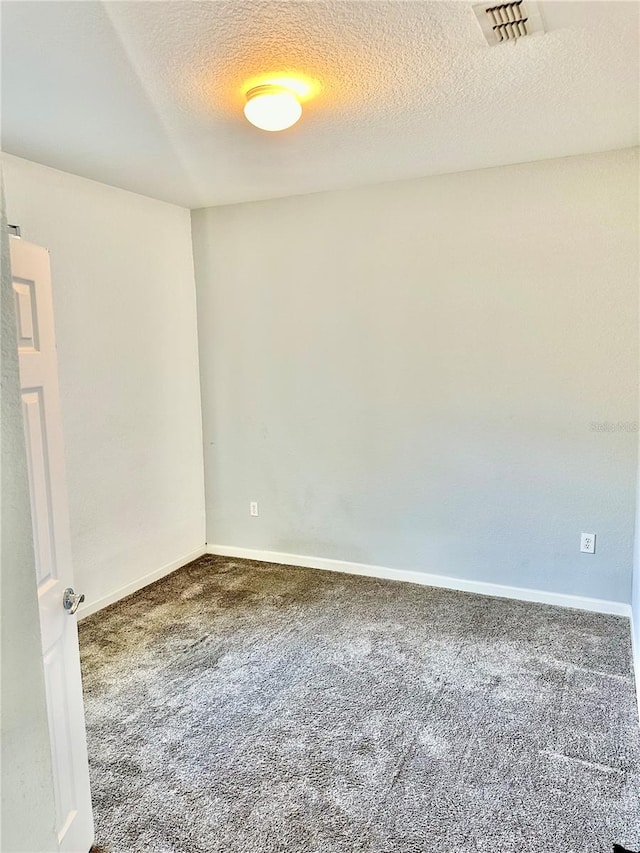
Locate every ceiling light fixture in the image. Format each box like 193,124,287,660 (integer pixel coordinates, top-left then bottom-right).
243,84,302,132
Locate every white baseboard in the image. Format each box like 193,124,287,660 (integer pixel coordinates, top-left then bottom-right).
77,545,207,620
631,608,640,718
206,543,632,618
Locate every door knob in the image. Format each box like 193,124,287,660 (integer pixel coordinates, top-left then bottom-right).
63,587,85,615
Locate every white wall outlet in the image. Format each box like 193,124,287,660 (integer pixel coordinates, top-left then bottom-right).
250,501,259,517
580,532,596,554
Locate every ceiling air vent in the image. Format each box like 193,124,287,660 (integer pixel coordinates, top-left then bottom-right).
473,1,545,45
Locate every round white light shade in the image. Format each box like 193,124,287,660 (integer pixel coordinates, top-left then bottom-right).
244,85,302,132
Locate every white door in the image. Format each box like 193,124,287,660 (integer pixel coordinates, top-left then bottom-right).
10,237,94,853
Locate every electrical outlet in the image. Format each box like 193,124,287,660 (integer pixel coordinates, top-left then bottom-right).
580,532,596,554
250,501,259,517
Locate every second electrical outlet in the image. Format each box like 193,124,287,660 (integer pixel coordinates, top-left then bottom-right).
580,532,596,554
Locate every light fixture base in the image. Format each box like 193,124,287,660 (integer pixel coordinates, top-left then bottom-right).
246,84,291,100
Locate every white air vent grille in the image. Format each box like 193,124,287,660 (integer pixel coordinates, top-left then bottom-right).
473,1,545,45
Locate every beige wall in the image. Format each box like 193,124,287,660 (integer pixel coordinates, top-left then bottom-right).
193,148,639,604
2,154,205,614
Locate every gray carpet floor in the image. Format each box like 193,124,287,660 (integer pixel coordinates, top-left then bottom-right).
79,554,640,853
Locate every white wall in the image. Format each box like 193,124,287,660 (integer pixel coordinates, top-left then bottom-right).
2,154,205,613
1,174,58,851
193,148,639,605
633,296,640,707
634,450,640,709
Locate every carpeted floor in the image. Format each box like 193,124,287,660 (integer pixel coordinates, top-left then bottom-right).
79,554,640,853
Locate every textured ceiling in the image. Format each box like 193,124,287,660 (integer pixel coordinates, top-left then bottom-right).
2,1,638,208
